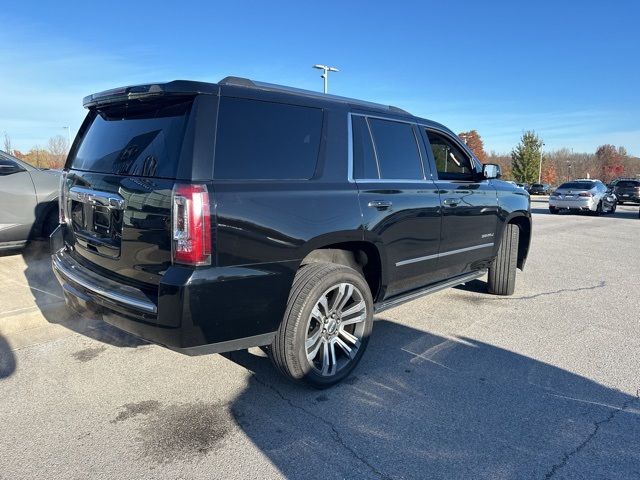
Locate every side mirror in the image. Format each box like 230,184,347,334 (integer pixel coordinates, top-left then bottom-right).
0,163,25,176
482,163,501,179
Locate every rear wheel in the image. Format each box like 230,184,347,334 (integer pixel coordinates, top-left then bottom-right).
609,203,617,214
594,201,604,216
487,223,519,296
548,206,559,214
270,262,373,388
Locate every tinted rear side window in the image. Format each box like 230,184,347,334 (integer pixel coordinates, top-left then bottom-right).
71,99,192,178
215,97,323,180
368,118,423,180
352,116,379,179
616,181,640,188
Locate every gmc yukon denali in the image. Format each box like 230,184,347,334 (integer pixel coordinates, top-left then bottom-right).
51,77,532,387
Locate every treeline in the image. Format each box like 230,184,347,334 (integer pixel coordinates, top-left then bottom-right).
2,132,69,169
458,130,640,185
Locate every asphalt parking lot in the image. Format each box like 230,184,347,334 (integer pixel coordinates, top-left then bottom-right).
1,199,638,480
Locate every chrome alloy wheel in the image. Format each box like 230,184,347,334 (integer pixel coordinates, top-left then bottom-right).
304,282,367,377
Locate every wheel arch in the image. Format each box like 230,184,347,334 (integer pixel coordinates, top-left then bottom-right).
502,213,531,270
299,239,385,302
31,199,58,239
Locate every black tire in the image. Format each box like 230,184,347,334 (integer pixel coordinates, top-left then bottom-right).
594,201,604,216
548,206,559,214
487,223,519,296
270,262,373,388
609,203,617,214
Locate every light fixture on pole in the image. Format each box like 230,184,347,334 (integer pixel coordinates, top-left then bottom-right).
313,64,339,94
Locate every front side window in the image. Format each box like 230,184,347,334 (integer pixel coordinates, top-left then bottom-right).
0,158,17,168
367,118,423,180
426,130,475,181
215,97,323,180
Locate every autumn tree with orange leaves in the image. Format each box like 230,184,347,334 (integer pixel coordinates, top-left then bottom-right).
541,162,558,185
596,144,626,183
458,130,487,163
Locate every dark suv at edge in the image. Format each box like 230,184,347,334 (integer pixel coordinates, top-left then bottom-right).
613,179,640,205
51,77,532,387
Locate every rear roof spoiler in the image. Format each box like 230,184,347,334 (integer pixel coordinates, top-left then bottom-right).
83,80,220,108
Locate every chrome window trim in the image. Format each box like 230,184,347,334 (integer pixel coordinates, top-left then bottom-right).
395,242,495,267
348,112,429,183
364,116,382,178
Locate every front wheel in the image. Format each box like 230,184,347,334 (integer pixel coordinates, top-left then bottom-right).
549,206,559,214
270,262,373,388
487,223,519,296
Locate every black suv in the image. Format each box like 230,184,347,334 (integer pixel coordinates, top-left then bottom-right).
51,77,532,387
528,183,551,195
613,179,640,204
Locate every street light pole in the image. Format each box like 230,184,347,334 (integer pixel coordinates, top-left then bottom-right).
312,64,339,94
537,142,545,184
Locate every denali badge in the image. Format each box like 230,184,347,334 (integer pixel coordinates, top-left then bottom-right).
481,233,495,238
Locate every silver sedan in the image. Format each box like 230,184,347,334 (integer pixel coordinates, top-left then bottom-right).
548,179,617,215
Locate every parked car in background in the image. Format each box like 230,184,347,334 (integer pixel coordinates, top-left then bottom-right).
51,77,532,387
528,183,551,195
548,179,616,215
0,151,60,250
613,179,640,205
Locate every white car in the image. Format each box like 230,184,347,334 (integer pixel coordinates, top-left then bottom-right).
548,179,617,215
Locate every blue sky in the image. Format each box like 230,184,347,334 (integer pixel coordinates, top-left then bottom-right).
1,0,639,155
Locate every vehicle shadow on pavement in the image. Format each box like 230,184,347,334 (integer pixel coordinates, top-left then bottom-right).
223,320,639,480
0,334,16,379
19,241,145,348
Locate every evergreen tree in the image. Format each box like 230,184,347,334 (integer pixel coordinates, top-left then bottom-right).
511,131,543,183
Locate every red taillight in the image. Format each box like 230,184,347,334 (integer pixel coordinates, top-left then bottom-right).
172,184,211,266
578,192,593,197
58,171,68,224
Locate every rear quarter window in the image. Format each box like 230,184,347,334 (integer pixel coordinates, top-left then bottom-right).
214,97,323,180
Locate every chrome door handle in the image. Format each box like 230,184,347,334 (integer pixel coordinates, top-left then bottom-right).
443,198,459,207
368,200,392,210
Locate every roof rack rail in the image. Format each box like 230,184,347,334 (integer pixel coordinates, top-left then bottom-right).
218,76,411,115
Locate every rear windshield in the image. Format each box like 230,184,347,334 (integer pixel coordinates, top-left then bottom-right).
70,99,192,178
531,184,543,187
616,181,639,188
558,182,594,190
